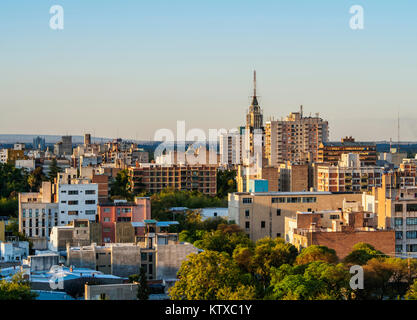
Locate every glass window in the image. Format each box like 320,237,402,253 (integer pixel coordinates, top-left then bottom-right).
406,218,417,225
396,231,403,240
243,198,252,204
394,218,403,226
407,231,417,239
407,204,417,212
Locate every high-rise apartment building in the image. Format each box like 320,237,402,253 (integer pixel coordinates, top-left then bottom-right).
317,153,383,193
318,137,377,166
265,106,329,165
129,164,217,196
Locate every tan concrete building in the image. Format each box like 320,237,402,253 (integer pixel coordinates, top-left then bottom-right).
129,164,217,196
228,191,362,241
375,173,417,257
318,137,377,166
317,153,383,193
286,210,395,259
265,106,329,165
49,219,102,251
18,182,59,248
67,221,199,279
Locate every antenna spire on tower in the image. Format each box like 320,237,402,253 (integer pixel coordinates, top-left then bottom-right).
253,70,257,97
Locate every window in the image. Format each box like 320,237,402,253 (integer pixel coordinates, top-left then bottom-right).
302,197,317,203
103,208,111,213
276,209,281,216
68,211,78,215
261,221,266,228
141,253,147,260
407,244,417,252
330,215,340,220
406,218,417,226
245,209,250,218
148,253,153,262
395,204,403,212
407,204,417,212
85,200,96,205
103,217,110,222
213,212,217,217
272,197,285,203
407,231,417,239
103,228,111,233
243,198,252,204
396,245,403,253
276,233,281,238
396,231,403,240
245,221,250,229
68,190,79,195
394,218,403,226
85,210,96,215
85,190,96,195
68,200,78,205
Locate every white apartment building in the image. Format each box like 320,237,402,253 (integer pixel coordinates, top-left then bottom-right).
18,182,59,240
57,183,98,225
265,107,329,165
219,130,242,166
0,149,7,164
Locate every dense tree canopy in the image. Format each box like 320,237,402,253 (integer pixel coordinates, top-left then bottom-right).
169,250,256,300
295,245,338,265
216,169,237,198
0,273,37,300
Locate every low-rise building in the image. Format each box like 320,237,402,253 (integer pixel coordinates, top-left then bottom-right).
286,210,394,259
18,182,59,248
49,219,102,252
97,198,151,244
67,220,199,280
317,153,383,193
228,190,362,241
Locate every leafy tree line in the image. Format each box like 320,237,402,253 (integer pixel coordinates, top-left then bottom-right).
0,273,37,300
169,236,417,300
0,162,58,218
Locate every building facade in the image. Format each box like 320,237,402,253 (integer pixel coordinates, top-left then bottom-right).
129,164,217,196
317,153,383,193
265,106,329,165
228,191,362,241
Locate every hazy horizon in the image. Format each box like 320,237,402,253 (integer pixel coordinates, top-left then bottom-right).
1,0,416,141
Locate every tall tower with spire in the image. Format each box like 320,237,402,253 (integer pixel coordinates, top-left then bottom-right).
246,70,263,131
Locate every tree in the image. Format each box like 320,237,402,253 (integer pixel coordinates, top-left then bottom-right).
110,169,134,201
405,279,417,300
193,224,252,255
169,251,251,300
216,169,237,198
249,238,298,290
295,245,338,265
270,262,351,300
48,158,62,182
344,242,386,265
0,273,38,300
136,267,150,300
0,163,29,198
27,167,47,192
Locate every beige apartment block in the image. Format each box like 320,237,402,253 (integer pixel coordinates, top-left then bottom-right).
317,153,383,193
228,191,362,241
265,106,329,165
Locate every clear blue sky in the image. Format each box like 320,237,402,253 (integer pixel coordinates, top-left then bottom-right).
1,0,416,141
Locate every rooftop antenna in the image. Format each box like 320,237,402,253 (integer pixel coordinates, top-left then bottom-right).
253,70,257,97
397,111,400,151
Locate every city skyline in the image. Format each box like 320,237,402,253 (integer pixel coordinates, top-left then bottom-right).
1,0,417,141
